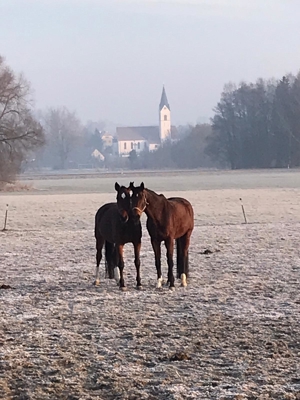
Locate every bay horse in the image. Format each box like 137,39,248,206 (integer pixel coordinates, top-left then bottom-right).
94,183,143,290
129,182,194,290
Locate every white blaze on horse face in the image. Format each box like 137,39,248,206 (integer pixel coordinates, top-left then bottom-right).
157,277,163,288
114,267,120,284
181,273,187,287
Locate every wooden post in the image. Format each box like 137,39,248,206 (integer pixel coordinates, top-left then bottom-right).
239,198,247,224
3,204,8,231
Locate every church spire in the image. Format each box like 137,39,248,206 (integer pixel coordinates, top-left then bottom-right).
159,86,170,111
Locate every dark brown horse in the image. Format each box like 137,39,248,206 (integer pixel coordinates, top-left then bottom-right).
129,182,194,290
94,202,118,281
94,183,142,290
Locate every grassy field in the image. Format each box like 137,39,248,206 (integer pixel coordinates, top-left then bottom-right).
1,169,300,399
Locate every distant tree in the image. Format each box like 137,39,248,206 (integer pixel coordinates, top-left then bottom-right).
140,141,176,169
43,107,83,169
206,72,300,169
171,124,213,168
0,56,44,185
289,72,300,166
128,149,138,169
207,83,239,169
87,128,104,152
175,124,194,140
207,78,290,169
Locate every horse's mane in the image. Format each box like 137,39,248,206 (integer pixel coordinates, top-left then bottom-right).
145,188,167,200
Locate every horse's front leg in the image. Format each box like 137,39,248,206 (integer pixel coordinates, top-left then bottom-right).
134,241,142,289
151,239,162,288
165,237,175,290
117,244,126,290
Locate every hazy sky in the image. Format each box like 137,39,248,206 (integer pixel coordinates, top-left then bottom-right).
1,0,300,128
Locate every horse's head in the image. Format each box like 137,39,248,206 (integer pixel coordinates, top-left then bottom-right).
115,182,131,223
129,181,148,220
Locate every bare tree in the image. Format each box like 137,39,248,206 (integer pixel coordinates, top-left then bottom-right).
43,107,83,169
0,56,44,185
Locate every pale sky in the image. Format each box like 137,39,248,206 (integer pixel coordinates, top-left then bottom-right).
1,0,300,127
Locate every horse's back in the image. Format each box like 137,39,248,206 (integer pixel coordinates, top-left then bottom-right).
168,197,194,219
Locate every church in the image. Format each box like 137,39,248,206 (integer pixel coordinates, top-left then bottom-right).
112,86,174,157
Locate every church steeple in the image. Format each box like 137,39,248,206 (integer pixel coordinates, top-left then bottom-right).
159,86,171,142
159,86,170,111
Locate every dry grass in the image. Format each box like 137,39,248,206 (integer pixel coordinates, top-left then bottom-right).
0,181,33,192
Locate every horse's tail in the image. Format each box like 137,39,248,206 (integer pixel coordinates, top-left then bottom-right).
176,238,183,279
105,241,115,279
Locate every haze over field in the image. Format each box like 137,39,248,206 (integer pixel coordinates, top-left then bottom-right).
1,0,300,125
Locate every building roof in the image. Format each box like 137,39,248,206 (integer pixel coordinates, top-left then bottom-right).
159,86,170,111
116,126,160,144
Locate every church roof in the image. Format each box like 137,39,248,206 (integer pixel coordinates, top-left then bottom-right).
116,126,160,144
159,86,170,111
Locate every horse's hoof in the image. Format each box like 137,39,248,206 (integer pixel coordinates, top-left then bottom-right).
156,277,163,289
94,280,100,286
136,285,143,291
119,286,127,291
169,286,175,291
114,267,120,281
180,273,187,287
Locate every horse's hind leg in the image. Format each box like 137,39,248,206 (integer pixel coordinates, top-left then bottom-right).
176,238,184,279
95,236,105,285
105,241,115,279
165,237,175,290
180,231,192,287
134,241,142,289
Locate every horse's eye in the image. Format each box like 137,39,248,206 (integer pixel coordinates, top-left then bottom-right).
121,193,126,199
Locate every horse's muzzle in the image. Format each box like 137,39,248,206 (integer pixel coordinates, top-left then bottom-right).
130,210,141,223
119,211,129,223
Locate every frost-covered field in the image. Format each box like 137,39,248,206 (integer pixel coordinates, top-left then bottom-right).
1,170,300,400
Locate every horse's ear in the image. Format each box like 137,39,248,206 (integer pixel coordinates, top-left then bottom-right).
115,182,120,191
129,182,134,189
140,182,144,190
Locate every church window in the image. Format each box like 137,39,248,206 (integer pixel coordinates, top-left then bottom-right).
137,142,140,150
164,115,167,121
124,142,127,150
131,142,133,150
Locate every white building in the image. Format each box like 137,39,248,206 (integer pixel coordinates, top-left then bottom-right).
101,131,114,149
114,86,175,157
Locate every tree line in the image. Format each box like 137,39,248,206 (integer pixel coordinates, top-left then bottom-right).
207,73,300,169
2,53,300,187
127,124,215,170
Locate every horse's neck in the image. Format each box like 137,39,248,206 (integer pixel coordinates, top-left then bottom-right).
145,189,168,222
